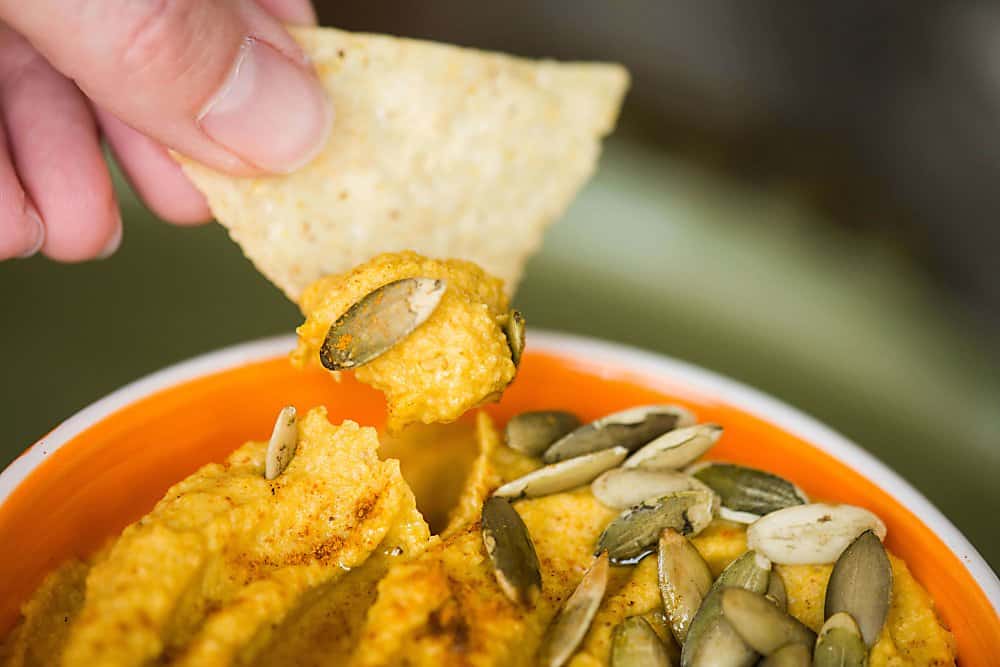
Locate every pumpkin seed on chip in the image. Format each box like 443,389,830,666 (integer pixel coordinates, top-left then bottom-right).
758,643,811,667
824,529,892,647
813,612,868,667
746,503,886,565
689,462,807,517
610,616,672,667
505,411,581,457
493,446,627,500
657,528,713,644
481,497,542,605
719,588,816,655
543,405,696,463
592,468,706,510
502,309,526,367
765,569,788,611
680,551,771,667
319,277,446,371
264,406,298,480
538,552,609,667
596,489,716,564
623,424,722,471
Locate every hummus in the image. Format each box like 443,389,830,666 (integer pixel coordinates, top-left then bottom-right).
293,252,517,430
1,413,955,666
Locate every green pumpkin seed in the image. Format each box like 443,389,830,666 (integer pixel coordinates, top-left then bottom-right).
596,490,715,564
610,617,672,667
766,570,788,611
264,406,298,480
493,446,627,500
538,552,609,667
592,468,706,510
680,551,771,667
689,462,807,517
502,310,526,367
505,411,581,457
719,587,815,654
319,277,446,370
657,528,713,644
824,529,892,647
543,405,696,463
481,497,541,605
746,504,886,565
623,424,722,471
758,643,811,667
813,612,868,667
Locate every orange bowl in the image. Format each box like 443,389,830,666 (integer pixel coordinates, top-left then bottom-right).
1,332,997,662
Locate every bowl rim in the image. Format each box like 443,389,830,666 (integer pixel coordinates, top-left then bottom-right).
2,330,997,612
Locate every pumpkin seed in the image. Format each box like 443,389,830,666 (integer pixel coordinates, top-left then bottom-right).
493,446,627,500
264,406,298,480
680,551,771,667
481,497,541,605
657,528,713,644
746,504,886,565
592,468,707,510
813,612,868,667
543,405,696,463
758,643,811,667
719,587,816,654
502,310,526,367
766,570,788,611
596,489,716,564
689,462,807,517
319,277,446,370
610,617,672,667
623,424,722,471
824,529,892,647
718,507,762,524
538,552,609,667
505,411,581,457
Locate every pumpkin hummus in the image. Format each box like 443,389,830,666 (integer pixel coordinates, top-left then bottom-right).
0,409,955,667
292,251,517,431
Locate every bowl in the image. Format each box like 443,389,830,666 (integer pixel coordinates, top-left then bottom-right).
1,331,997,660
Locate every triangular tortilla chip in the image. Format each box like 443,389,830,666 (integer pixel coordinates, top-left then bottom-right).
177,27,628,301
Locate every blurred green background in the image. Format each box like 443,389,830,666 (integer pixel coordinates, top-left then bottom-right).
2,135,997,566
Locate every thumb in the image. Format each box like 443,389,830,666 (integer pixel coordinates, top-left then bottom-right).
0,0,332,174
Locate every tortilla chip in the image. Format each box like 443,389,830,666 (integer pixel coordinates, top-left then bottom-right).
177,26,628,300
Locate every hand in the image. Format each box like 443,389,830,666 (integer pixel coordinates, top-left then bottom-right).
0,0,331,261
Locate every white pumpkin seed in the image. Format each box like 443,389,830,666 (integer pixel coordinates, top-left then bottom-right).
623,424,722,471
592,468,705,510
766,570,788,611
596,489,716,564
746,503,886,565
718,507,762,524
543,405,696,463
758,643,811,667
502,310,526,367
505,411,581,457
264,406,298,480
538,552,609,667
813,612,868,667
658,528,713,644
689,462,807,516
481,497,541,605
319,277,446,370
493,446,627,500
719,587,816,655
824,529,892,647
610,617,672,667
680,551,771,667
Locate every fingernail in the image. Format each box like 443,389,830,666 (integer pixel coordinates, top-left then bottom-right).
17,205,45,258
199,37,332,174
97,212,122,260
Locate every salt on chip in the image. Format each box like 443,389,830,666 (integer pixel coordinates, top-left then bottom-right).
176,26,628,301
